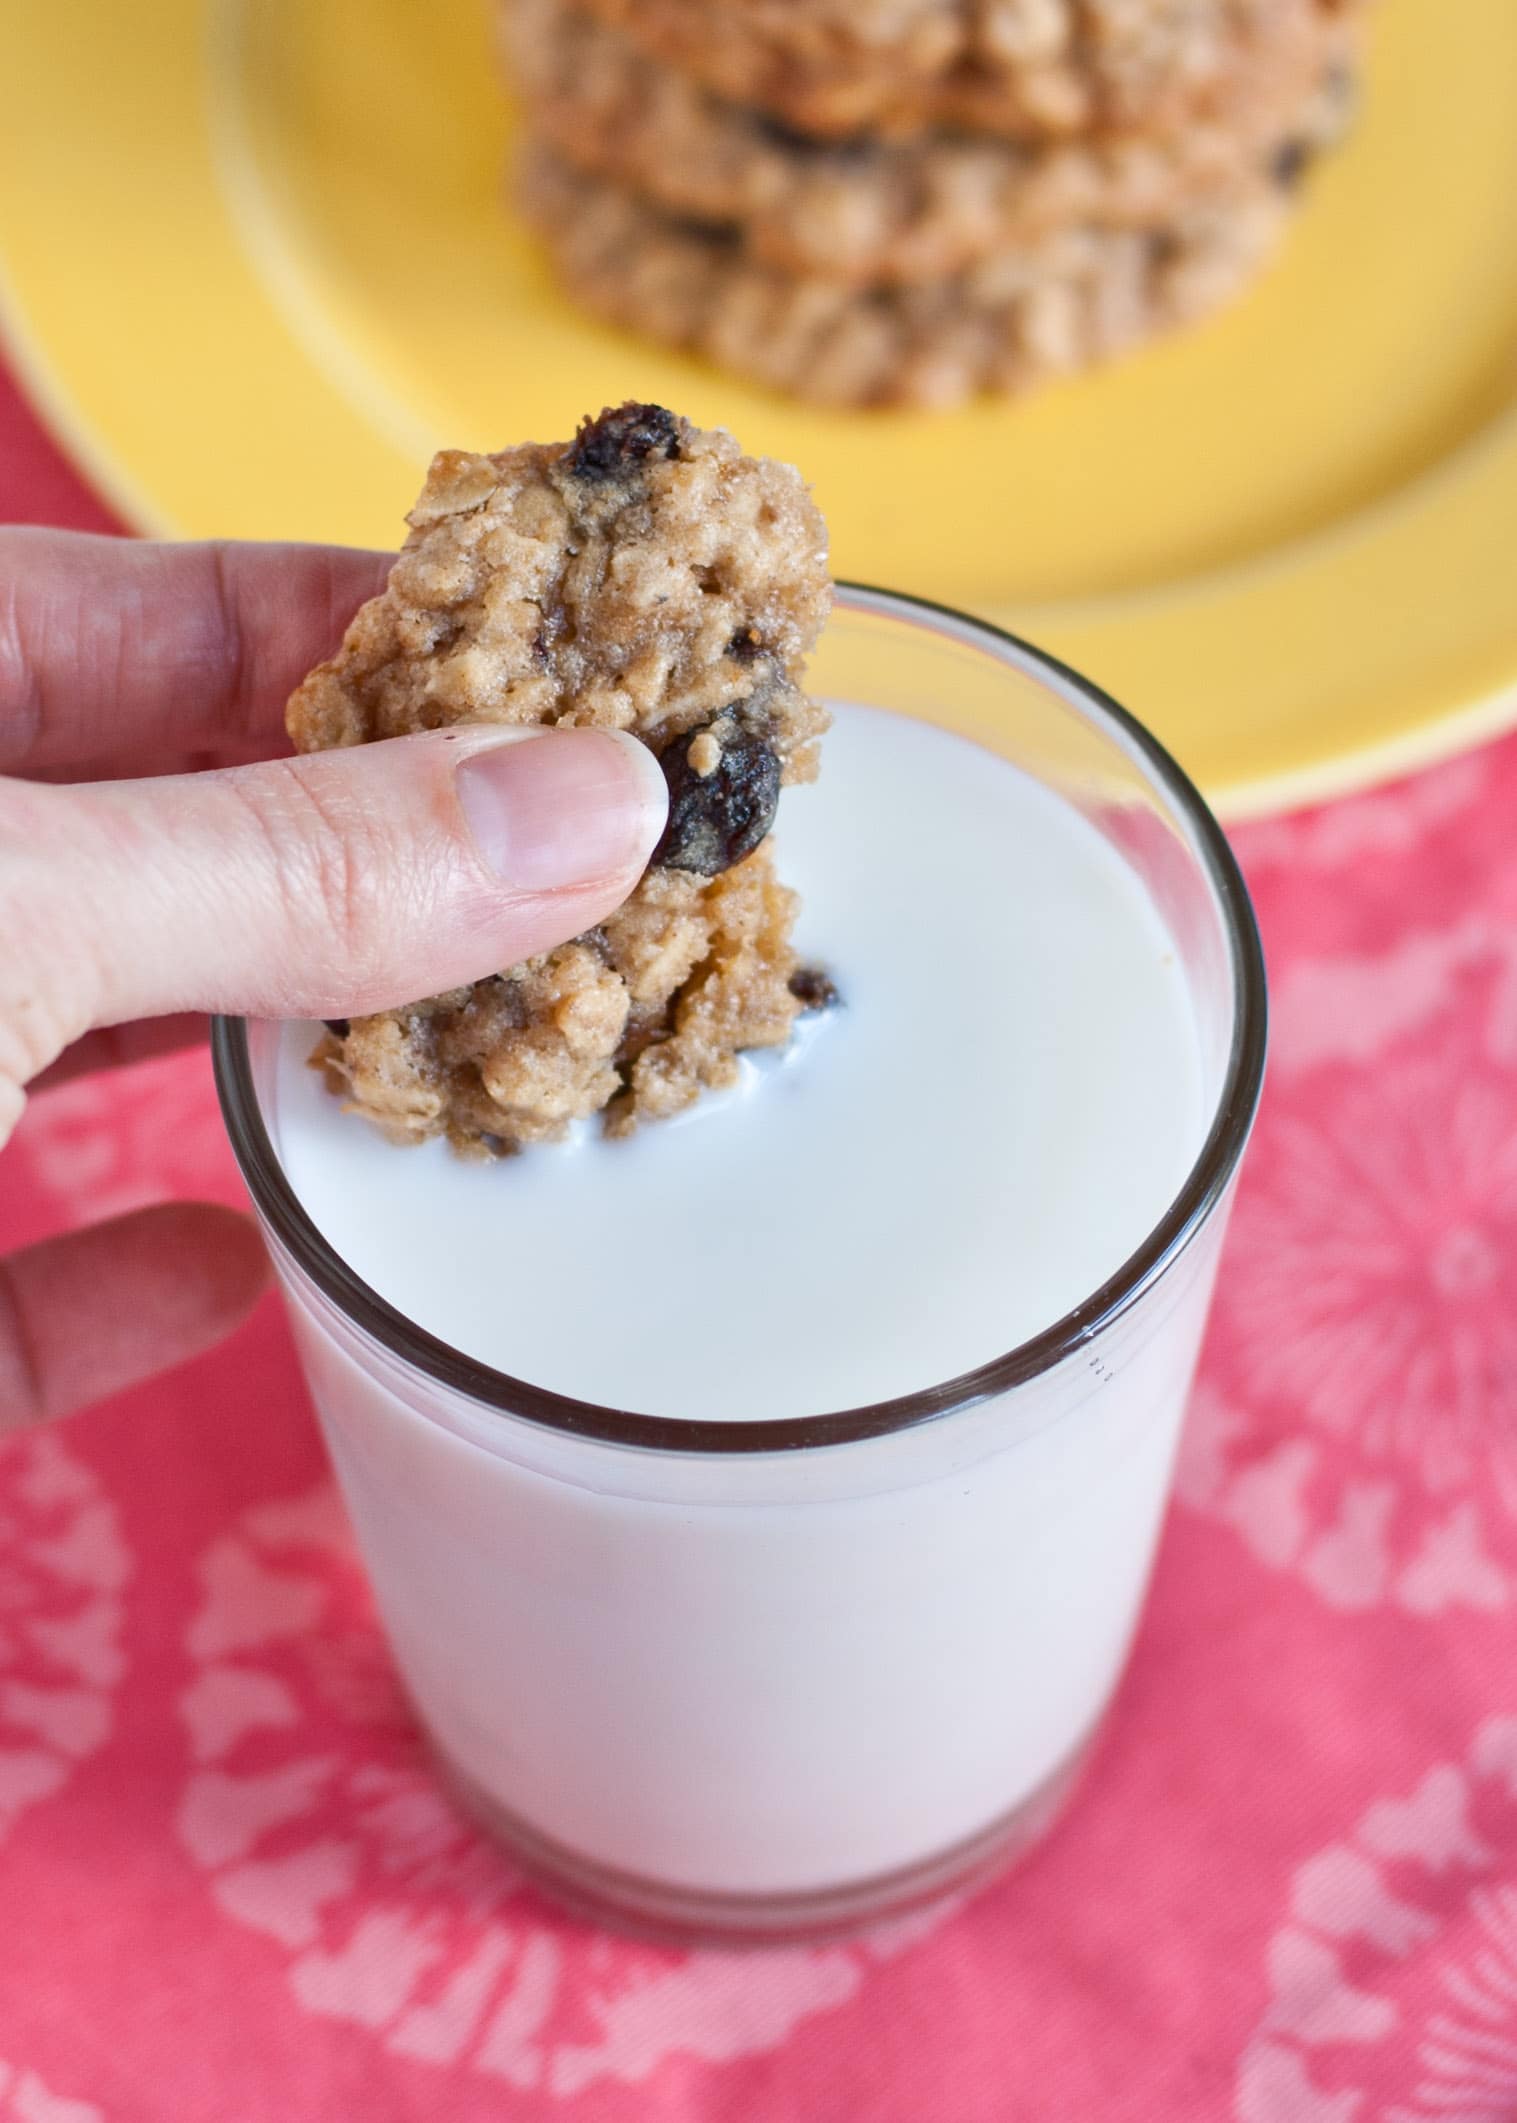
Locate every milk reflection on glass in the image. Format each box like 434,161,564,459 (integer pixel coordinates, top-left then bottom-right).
215,589,1265,1939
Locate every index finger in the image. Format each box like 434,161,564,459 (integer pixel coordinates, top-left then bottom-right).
0,529,391,774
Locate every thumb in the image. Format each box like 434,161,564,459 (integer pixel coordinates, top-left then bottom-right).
1,725,668,1081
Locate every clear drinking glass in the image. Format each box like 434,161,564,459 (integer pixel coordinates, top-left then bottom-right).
213,585,1267,1944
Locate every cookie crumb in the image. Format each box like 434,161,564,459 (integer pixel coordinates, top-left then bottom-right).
789,967,840,1011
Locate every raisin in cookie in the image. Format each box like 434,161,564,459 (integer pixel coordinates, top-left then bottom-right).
506,0,1359,286
521,148,1293,409
570,0,1351,144
287,405,832,1155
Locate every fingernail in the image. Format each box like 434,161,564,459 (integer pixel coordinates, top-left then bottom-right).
456,727,668,892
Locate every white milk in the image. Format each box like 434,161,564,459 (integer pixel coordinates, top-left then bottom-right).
258,705,1226,1913
273,706,1207,1420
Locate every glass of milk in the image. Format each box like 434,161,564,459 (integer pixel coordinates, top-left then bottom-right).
214,585,1266,1942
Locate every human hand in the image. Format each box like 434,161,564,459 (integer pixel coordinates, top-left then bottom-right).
0,529,668,1431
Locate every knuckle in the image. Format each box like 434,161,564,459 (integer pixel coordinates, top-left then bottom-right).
204,541,252,740
0,780,95,1089
234,758,398,982
0,571,42,771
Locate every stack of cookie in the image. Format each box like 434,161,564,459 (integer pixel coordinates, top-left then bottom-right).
504,0,1363,410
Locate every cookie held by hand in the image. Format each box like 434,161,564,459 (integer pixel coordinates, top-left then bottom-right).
287,405,833,1156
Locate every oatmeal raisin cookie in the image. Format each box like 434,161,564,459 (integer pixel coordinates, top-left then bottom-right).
287,405,832,1155
521,148,1293,409
506,0,1358,285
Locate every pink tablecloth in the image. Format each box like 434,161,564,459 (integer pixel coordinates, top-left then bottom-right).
4,363,1517,2123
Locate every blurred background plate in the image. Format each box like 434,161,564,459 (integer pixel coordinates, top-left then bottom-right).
1,0,1515,815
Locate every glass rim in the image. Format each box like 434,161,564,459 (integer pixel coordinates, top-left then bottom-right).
212,581,1268,1457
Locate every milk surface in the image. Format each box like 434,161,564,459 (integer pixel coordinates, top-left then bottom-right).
271,704,1207,1420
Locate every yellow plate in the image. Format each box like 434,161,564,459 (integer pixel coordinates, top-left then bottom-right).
2,0,1515,816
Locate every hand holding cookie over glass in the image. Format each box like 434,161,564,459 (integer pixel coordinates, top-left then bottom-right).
217,403,1266,1938
0,522,670,1428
